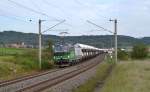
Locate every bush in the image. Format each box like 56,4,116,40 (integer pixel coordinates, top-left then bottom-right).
41,49,54,69
131,44,149,59
0,48,54,70
41,60,54,70
13,50,39,70
118,49,129,60
15,49,54,70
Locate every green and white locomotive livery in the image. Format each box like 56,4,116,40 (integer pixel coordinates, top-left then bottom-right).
53,43,76,66
53,43,103,66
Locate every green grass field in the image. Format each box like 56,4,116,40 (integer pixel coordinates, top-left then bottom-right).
101,59,150,92
73,62,113,92
73,54,150,92
0,48,53,81
148,52,150,58
73,55,114,92
0,48,36,56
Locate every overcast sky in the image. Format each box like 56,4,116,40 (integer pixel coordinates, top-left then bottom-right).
0,0,150,37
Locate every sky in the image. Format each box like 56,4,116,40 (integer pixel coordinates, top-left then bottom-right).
0,0,150,37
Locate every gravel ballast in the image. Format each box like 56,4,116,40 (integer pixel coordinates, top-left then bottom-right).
42,55,105,92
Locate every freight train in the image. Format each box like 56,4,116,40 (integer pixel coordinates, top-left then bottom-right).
53,43,105,66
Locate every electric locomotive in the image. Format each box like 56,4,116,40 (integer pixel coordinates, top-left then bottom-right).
53,43,103,66
53,43,76,66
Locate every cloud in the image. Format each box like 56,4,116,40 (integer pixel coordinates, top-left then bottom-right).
0,0,149,37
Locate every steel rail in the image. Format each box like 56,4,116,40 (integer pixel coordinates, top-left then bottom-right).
18,55,104,92
0,54,104,92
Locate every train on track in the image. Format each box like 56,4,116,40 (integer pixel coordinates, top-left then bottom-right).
53,43,106,66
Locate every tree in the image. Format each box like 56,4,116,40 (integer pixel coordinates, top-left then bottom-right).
43,39,53,60
47,39,53,54
41,39,54,69
118,48,129,60
131,43,149,59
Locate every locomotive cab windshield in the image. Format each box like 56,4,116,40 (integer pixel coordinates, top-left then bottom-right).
54,44,69,53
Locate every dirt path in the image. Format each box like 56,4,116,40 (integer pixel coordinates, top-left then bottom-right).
94,64,114,92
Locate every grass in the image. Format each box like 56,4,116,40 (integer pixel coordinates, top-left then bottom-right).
101,59,150,92
0,48,54,81
0,49,39,69
73,55,114,92
0,56,14,62
0,61,40,81
148,53,150,58
0,48,29,56
0,61,27,80
0,48,53,70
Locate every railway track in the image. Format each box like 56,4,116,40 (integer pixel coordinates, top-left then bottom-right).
0,69,60,86
0,55,104,92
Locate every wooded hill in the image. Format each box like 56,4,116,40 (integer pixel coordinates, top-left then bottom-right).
0,31,149,48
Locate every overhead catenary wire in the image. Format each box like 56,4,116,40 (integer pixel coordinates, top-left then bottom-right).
0,8,31,23
42,0,70,17
0,4,69,33
0,1,36,24
73,0,110,20
41,0,73,27
0,14,25,23
43,29,69,32
0,8,54,30
42,20,66,33
29,0,43,12
87,20,113,34
7,0,62,21
73,0,112,35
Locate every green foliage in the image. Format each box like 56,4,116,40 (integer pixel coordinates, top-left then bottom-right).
0,31,149,48
0,62,13,77
131,44,149,59
149,53,150,58
0,48,54,80
15,49,54,70
0,48,54,70
0,49,38,70
41,49,54,70
41,60,54,70
105,54,115,64
118,49,129,60
46,39,53,51
45,39,54,59
0,48,26,56
0,61,26,80
12,50,39,70
101,60,150,92
73,62,113,92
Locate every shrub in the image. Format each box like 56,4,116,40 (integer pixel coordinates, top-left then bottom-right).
118,49,129,60
41,49,54,70
131,44,149,59
41,60,54,70
1,48,54,70
13,50,39,70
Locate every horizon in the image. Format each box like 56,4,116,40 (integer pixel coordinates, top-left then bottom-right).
0,30,149,38
0,0,150,37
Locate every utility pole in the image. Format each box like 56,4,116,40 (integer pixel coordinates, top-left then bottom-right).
38,19,46,69
38,19,42,69
86,20,118,63
110,19,118,63
37,19,65,69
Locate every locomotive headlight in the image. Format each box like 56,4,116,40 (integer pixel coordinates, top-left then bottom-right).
68,56,70,58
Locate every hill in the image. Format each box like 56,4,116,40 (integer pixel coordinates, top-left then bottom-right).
0,31,149,48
